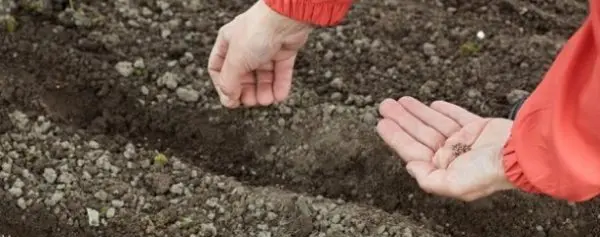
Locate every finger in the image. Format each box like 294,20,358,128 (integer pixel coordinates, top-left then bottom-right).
376,118,434,162
241,85,258,107
238,72,257,107
208,29,241,108
430,101,481,126
207,30,227,79
218,54,248,108
272,55,296,102
433,119,490,169
379,99,445,151
397,96,461,137
256,66,275,106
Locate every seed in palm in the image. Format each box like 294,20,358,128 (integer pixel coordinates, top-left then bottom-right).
452,143,471,156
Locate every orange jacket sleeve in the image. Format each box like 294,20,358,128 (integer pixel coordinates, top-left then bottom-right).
264,0,353,26
503,0,600,202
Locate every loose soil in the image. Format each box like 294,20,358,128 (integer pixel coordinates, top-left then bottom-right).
1,0,598,237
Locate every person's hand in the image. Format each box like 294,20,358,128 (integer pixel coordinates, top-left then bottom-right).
376,96,516,201
208,1,313,108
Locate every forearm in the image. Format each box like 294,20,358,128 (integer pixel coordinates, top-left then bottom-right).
263,0,353,26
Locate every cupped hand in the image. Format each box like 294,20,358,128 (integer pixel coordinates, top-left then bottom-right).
376,96,516,201
208,1,313,108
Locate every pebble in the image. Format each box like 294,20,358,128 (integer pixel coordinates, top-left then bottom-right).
95,191,108,201
176,87,200,102
169,183,184,194
330,92,343,101
115,61,134,77
45,191,64,206
467,88,481,98
106,207,116,218
403,228,413,237
17,197,27,209
179,52,194,65
362,112,377,125
111,199,125,208
377,225,387,234
477,30,486,40
140,86,150,95
266,212,278,221
13,178,24,188
423,42,436,56
123,143,137,159
257,231,271,237
200,223,217,236
161,29,172,38
157,72,179,89
329,78,344,90
134,58,145,68
9,110,29,130
8,187,22,197
324,50,334,61
86,208,100,227
536,225,544,231
88,141,101,149
58,172,75,184
419,80,439,95
1,163,11,173
331,214,341,224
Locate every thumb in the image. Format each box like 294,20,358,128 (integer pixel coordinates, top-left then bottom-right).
217,52,248,108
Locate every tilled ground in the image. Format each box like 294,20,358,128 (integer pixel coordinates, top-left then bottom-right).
0,0,598,236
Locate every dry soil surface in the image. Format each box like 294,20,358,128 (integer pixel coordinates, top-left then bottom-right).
0,0,598,237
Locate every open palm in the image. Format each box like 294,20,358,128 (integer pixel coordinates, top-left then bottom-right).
376,97,515,201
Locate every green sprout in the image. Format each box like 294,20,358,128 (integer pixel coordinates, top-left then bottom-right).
100,206,108,214
460,41,481,56
154,153,168,166
3,15,17,33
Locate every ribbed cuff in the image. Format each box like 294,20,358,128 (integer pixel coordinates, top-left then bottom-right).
502,135,541,194
264,0,353,26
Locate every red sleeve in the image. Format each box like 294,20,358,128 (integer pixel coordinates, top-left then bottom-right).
502,0,600,202
264,0,353,26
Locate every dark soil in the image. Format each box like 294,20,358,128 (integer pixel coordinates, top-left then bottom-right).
1,0,598,236
0,190,94,237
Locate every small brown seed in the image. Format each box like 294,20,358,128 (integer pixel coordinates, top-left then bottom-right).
452,143,471,156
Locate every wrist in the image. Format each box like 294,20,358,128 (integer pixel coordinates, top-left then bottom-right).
263,0,352,27
253,0,314,37
495,145,517,192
